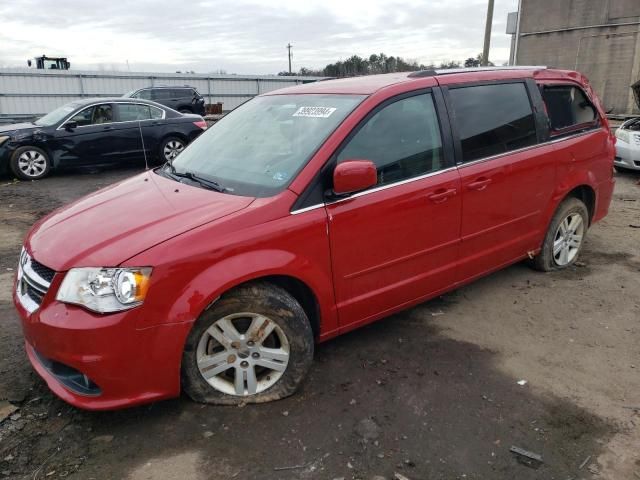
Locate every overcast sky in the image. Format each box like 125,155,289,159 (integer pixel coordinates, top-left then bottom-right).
0,0,518,74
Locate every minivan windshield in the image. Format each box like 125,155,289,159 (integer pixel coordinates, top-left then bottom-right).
34,102,80,126
166,94,365,197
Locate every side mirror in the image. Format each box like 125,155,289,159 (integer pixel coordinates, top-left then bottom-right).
64,121,78,131
333,159,377,196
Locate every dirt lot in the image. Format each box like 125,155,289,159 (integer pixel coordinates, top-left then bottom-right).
0,166,638,480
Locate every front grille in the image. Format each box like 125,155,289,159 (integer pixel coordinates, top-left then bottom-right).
16,249,56,314
30,259,55,283
25,282,46,304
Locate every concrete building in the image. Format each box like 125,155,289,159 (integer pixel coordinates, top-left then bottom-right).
512,0,640,116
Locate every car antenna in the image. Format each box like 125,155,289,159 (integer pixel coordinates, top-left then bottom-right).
138,119,149,170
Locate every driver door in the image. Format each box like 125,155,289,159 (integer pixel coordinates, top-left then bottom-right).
55,103,120,166
326,91,461,329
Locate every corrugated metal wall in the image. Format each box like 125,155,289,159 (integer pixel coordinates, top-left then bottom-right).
0,69,326,123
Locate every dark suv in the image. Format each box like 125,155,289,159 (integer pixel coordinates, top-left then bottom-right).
124,86,205,115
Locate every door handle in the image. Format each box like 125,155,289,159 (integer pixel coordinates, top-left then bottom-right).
103,126,114,131
467,177,492,191
427,188,457,203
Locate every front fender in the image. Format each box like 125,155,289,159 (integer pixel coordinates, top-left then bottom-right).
124,207,337,337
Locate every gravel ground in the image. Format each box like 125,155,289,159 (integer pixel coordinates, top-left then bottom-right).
0,165,638,480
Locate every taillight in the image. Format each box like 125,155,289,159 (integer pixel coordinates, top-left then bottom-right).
193,120,207,130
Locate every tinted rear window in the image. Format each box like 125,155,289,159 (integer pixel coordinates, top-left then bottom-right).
541,85,597,131
169,88,191,97
449,83,538,163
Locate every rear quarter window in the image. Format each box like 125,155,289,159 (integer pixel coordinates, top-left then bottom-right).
448,82,538,163
540,85,597,132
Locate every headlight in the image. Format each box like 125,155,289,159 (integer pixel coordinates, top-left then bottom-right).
56,267,152,313
0,135,10,146
615,128,630,143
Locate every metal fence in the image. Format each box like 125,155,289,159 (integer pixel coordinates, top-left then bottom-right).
0,69,326,123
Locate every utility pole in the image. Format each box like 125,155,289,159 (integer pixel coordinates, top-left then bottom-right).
481,0,495,66
287,43,293,74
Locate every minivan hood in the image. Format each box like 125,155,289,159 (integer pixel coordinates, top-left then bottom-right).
26,171,254,271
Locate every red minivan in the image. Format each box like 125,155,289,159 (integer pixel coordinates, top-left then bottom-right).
14,67,615,410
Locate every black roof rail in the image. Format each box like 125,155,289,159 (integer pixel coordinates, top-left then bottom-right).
407,65,547,78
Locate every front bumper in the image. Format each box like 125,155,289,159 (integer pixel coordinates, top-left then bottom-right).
13,278,193,410
615,138,640,171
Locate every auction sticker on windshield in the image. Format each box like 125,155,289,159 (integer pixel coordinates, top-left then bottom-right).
293,106,337,118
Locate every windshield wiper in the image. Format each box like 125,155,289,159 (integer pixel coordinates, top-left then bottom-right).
183,171,228,192
163,164,227,192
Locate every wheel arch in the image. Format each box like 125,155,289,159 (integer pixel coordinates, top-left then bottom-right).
566,184,596,225
537,178,598,253
149,247,334,342
204,274,322,340
160,132,189,145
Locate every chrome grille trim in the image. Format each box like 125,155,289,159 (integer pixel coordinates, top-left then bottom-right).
16,249,54,314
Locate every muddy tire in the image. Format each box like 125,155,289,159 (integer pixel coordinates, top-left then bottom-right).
181,282,314,405
531,197,588,272
10,146,51,180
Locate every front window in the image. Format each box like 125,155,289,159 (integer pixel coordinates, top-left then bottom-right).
68,104,113,126
166,94,365,197
337,93,444,187
34,102,81,127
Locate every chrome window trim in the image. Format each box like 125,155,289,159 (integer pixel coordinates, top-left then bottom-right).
456,128,597,170
290,203,325,215
289,128,601,215
290,166,458,214
56,101,166,130
333,166,458,204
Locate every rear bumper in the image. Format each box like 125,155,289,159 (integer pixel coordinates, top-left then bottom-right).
14,287,192,410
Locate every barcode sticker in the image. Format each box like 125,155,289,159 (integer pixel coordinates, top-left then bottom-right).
293,106,337,118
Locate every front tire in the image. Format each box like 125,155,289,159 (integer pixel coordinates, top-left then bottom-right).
10,146,51,180
531,197,588,271
181,282,314,405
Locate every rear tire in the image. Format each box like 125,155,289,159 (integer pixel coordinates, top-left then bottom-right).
178,108,192,114
158,136,186,163
10,146,51,180
531,197,588,272
181,282,314,405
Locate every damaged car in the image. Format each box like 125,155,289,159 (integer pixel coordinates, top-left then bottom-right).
614,117,640,172
14,67,614,410
0,98,207,180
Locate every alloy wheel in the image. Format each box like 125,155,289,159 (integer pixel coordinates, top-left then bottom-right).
553,212,584,266
196,313,290,396
163,140,185,161
17,150,47,178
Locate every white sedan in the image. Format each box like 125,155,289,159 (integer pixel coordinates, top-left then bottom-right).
615,119,640,172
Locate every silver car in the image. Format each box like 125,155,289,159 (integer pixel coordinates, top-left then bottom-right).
615,118,640,172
